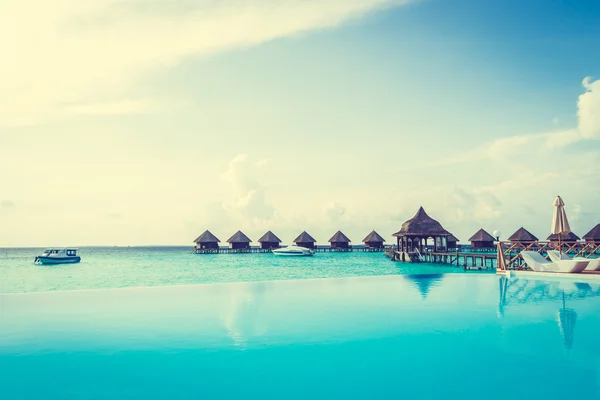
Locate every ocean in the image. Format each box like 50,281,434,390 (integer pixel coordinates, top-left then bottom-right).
0,246,488,294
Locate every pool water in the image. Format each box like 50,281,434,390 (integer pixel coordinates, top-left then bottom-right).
1,274,599,399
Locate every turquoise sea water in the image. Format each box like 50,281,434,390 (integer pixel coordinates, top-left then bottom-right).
0,246,487,294
1,274,599,399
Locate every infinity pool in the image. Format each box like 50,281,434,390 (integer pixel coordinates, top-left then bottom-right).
1,274,599,399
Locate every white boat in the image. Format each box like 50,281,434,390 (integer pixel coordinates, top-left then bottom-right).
34,248,81,265
272,244,314,256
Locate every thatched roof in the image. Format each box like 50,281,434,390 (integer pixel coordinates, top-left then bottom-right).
194,230,220,243
257,230,281,243
393,207,450,237
547,232,580,241
294,231,316,243
362,230,385,243
582,224,600,241
404,273,444,300
329,230,351,243
507,227,538,242
227,230,252,243
469,228,495,243
447,234,459,243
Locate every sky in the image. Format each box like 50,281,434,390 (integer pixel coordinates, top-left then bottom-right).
1,0,600,247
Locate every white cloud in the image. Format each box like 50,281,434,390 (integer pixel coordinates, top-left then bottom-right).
0,200,16,208
325,202,347,224
1,0,415,126
399,77,599,174
448,187,502,223
578,77,600,140
221,154,275,222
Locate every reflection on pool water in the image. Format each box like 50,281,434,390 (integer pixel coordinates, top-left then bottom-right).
1,274,600,399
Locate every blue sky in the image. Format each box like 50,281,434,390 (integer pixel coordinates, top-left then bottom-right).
1,0,599,246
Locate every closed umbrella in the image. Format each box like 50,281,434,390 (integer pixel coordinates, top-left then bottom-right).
551,195,571,253
557,291,577,350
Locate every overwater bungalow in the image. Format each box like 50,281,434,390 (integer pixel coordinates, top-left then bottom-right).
393,206,451,253
329,231,351,249
583,224,600,245
469,228,495,249
507,227,538,244
194,230,220,250
257,231,282,250
294,231,317,249
547,232,580,245
362,230,385,248
447,234,459,250
227,230,252,250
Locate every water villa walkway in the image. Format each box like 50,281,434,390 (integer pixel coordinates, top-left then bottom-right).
191,245,388,254
192,229,389,254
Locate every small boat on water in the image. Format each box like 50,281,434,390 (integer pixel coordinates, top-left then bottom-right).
34,248,81,265
272,244,314,256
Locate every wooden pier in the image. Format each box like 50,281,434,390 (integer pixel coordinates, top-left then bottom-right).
191,246,389,255
386,248,497,269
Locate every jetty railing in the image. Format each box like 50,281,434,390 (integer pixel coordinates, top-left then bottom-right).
496,241,600,271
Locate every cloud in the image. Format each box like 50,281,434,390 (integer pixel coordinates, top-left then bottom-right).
0,200,16,208
578,77,600,140
448,187,502,223
397,77,600,175
325,202,346,224
221,154,275,222
1,0,416,126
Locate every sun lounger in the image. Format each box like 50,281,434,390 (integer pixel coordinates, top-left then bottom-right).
547,250,600,271
521,251,588,273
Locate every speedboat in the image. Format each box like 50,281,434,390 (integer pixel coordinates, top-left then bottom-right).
272,244,314,256
34,248,81,265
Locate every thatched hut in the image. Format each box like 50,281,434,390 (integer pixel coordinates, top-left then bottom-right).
404,273,444,300
227,230,252,249
469,229,495,249
547,232,580,245
447,234,459,249
582,224,600,245
294,231,316,249
507,227,538,244
329,230,351,249
393,207,451,253
194,230,220,250
362,230,385,248
257,231,282,250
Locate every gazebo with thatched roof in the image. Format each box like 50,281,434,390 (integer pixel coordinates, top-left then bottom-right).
294,231,316,249
507,227,538,244
257,231,282,250
227,230,252,250
329,230,351,249
469,228,495,249
362,230,385,248
547,232,580,245
393,207,451,253
194,230,220,250
583,224,600,245
447,234,459,250
404,273,444,300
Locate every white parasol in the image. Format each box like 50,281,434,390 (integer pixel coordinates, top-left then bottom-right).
551,195,571,253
